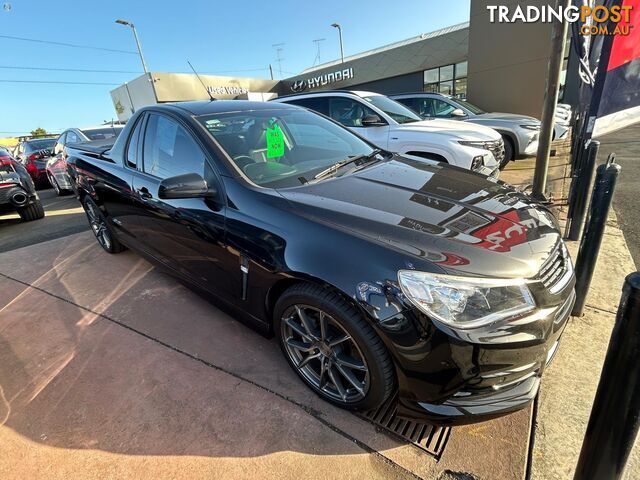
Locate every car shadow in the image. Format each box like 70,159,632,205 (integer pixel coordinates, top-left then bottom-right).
0,233,411,466
0,188,88,253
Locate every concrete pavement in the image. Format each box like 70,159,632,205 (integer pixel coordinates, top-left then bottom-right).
600,122,640,268
0,232,532,480
0,188,88,253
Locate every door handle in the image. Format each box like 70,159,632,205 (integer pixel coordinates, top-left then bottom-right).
136,187,153,199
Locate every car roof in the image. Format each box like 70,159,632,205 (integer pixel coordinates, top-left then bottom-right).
275,90,381,101
390,92,449,98
78,125,124,131
24,137,56,143
164,100,301,116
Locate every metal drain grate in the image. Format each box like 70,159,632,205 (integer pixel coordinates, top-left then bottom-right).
358,393,451,457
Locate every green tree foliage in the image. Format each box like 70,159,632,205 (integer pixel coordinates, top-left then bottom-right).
30,127,47,137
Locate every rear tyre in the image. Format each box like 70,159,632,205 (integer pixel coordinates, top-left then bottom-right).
82,196,125,254
17,200,45,222
500,136,515,170
274,283,395,411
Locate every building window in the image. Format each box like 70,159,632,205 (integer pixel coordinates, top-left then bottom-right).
424,68,439,84
423,61,468,99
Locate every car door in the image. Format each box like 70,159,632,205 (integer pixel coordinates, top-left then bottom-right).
130,112,231,296
49,132,67,180
328,97,390,148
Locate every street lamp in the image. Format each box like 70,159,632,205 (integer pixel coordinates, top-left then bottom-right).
331,23,344,63
115,19,148,74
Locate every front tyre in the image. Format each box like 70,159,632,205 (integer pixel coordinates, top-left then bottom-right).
274,283,394,411
500,136,514,169
82,196,125,254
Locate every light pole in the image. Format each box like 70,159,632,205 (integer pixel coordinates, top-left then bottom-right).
115,19,148,74
331,23,344,63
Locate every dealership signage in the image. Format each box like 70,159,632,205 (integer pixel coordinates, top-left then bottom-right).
206,85,249,95
291,67,355,92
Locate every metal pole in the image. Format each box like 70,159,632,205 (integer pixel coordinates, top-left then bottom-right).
572,156,621,317
331,23,344,63
130,24,148,74
574,272,640,480
566,140,600,240
531,0,570,201
269,64,274,80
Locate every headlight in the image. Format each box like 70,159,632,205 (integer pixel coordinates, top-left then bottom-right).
471,155,484,171
520,124,540,130
458,140,490,149
397,271,536,329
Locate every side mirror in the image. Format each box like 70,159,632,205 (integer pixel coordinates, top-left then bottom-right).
158,173,215,199
361,114,386,127
450,108,466,118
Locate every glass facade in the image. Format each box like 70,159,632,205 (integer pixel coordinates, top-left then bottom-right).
423,61,468,98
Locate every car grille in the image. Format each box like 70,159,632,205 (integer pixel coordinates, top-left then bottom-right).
486,139,505,163
538,243,569,291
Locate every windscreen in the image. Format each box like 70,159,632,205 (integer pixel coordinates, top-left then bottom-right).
454,99,485,115
82,126,124,141
198,108,375,188
362,95,421,124
25,138,55,152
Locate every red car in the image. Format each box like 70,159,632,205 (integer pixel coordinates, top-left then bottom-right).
12,137,56,188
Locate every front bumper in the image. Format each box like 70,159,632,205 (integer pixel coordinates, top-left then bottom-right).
384,281,575,425
519,130,540,157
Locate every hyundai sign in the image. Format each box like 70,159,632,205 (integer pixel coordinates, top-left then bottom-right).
290,67,355,92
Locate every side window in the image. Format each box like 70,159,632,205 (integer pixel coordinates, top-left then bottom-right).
328,98,377,127
432,100,456,117
142,114,206,179
125,116,145,168
417,99,436,118
54,133,67,154
396,97,417,111
286,97,330,116
67,131,80,144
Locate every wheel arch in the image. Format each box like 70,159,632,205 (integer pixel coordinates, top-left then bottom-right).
265,274,370,332
497,130,518,154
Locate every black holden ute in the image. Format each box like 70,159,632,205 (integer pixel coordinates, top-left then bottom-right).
67,101,575,424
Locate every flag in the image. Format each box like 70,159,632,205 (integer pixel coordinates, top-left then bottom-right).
593,0,640,137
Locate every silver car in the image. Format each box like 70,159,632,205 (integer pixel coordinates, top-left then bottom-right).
391,93,541,169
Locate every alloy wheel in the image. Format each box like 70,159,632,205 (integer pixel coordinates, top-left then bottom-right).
84,201,112,251
281,304,370,403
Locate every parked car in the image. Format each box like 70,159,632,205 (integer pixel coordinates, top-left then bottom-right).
0,146,45,221
68,101,575,425
390,93,542,168
12,137,57,188
272,91,504,177
47,125,124,195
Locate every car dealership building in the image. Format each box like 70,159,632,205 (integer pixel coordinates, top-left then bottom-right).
112,0,576,122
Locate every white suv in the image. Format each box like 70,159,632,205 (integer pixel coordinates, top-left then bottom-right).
273,91,504,177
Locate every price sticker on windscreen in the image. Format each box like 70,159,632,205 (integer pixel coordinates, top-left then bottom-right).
266,124,285,158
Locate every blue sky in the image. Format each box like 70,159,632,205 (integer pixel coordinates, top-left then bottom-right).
0,0,470,135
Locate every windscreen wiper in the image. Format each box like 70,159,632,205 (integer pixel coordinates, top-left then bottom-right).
314,149,383,181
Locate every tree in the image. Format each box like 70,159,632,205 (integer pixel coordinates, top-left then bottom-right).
30,127,47,137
